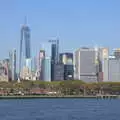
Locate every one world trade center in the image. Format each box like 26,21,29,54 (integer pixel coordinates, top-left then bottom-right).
19,18,31,76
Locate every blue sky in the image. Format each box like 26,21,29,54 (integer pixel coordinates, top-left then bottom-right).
0,0,120,59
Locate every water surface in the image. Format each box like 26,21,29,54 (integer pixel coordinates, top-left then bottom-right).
0,98,120,120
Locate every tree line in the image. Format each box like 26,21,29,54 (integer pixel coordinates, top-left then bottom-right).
0,80,120,95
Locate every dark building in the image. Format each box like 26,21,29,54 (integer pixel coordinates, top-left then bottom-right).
64,65,74,80
51,44,57,81
53,64,74,81
51,44,57,64
53,64,64,81
59,53,74,80
50,40,59,81
114,49,120,59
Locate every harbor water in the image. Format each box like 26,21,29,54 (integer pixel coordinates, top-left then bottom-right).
0,98,120,120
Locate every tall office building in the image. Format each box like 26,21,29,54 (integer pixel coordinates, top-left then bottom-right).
41,43,51,80
25,58,32,71
19,18,31,78
9,49,17,81
32,56,37,72
108,56,120,82
98,48,109,82
49,39,59,81
59,53,73,65
42,57,51,81
38,50,45,80
54,64,64,81
64,64,74,80
49,39,59,64
113,48,120,59
74,47,98,82
60,53,74,80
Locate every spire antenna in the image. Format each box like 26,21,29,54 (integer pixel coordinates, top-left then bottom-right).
24,16,27,25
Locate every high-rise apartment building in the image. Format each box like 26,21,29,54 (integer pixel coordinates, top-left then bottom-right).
74,47,98,82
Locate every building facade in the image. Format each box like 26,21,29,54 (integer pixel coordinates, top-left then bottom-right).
9,49,17,81
19,20,31,78
53,64,64,81
108,58,120,82
98,48,109,82
64,65,74,80
113,48,120,59
59,53,74,80
25,58,32,72
42,57,51,81
49,40,59,81
20,66,32,80
74,47,98,82
0,60,9,82
59,53,73,65
38,50,45,80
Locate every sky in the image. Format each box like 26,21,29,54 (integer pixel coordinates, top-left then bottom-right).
0,0,120,59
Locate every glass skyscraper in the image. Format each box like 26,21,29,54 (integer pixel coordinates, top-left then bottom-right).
42,57,51,81
19,20,31,76
49,40,59,81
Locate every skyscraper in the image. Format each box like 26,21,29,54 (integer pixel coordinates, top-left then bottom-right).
9,49,17,81
48,39,59,81
19,18,31,78
59,53,74,80
59,53,73,65
74,47,98,82
113,48,120,59
108,57,120,82
42,57,51,81
98,48,109,81
38,50,45,80
48,39,59,64
40,42,51,80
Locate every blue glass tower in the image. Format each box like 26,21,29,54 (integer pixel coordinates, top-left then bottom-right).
19,18,31,76
48,39,59,81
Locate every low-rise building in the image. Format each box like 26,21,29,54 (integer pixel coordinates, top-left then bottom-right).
0,60,9,82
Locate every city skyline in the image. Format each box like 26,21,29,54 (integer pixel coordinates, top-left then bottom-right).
0,0,120,59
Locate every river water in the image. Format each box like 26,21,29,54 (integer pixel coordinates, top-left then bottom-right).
0,98,120,120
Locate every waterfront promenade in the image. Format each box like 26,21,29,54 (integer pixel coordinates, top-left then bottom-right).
0,95,119,99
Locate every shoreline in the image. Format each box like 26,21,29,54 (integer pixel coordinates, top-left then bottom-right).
0,95,119,99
